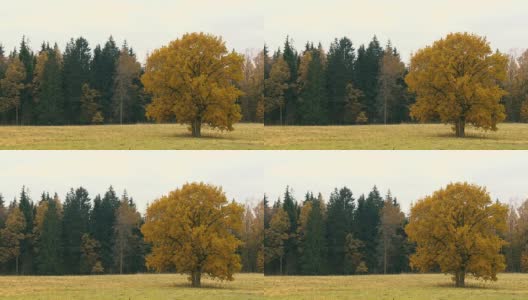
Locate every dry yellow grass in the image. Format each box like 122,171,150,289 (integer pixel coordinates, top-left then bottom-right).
263,123,528,149
1,273,528,299
0,123,264,150
0,273,265,300
262,273,528,299
2,123,528,149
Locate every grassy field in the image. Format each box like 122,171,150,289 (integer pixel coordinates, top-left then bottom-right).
2,123,528,149
0,273,265,300
1,273,527,299
263,273,528,299
0,123,263,150
263,123,528,149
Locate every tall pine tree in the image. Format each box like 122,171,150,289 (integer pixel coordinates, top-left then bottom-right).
18,37,35,124
62,187,91,274
297,43,327,125
62,37,91,124
17,186,34,274
91,37,119,122
326,187,355,274
326,37,355,124
300,193,327,274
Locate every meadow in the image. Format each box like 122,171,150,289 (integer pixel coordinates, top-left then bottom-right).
3,123,528,149
263,123,528,149
0,273,266,300
0,123,264,150
1,273,528,299
263,273,528,299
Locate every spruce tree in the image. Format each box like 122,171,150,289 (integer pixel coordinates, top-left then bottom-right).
0,194,6,229
62,37,91,124
281,186,299,274
0,44,7,80
90,186,120,273
35,194,63,274
33,44,64,124
300,193,326,274
355,36,384,123
326,37,355,124
354,186,384,273
17,186,34,274
326,187,355,274
282,37,299,124
297,43,327,125
90,37,119,122
18,37,35,124
62,187,91,274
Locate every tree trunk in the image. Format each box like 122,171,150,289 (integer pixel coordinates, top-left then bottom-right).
16,255,19,275
279,106,283,126
384,96,388,125
15,106,19,126
383,241,387,274
455,271,465,287
120,98,123,125
191,119,202,137
279,255,283,275
191,270,202,287
455,118,466,138
119,245,123,274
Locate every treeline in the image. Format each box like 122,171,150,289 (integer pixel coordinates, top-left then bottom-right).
0,187,262,275
504,200,528,272
264,186,411,275
264,36,528,126
264,36,414,125
504,50,528,122
0,36,263,125
264,186,528,275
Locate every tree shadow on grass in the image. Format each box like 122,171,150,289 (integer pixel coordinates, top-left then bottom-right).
170,282,236,290
434,282,502,290
432,132,500,140
168,132,236,140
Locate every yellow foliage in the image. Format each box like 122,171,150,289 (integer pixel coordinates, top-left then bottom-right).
91,261,104,274
355,261,368,274
141,182,244,287
406,182,507,287
406,32,508,137
142,32,244,137
0,207,26,265
0,58,26,124
520,100,528,123
264,208,290,274
355,111,368,124
91,111,104,124
264,57,290,124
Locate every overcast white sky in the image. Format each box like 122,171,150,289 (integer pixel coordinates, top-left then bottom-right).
265,0,528,61
0,0,264,62
2,1,527,63
0,151,526,214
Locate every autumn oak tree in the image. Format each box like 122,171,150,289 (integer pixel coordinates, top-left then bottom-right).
406,32,508,137
406,182,508,287
141,182,243,287
141,33,244,137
